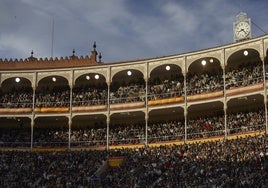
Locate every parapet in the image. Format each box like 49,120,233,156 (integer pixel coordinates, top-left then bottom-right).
0,43,102,71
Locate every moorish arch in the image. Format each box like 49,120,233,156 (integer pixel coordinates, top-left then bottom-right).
226,48,261,69
110,69,145,93
36,75,69,90
186,57,223,96
149,64,184,84
186,49,223,72
187,57,222,74
74,73,107,88
74,67,109,86
1,77,32,93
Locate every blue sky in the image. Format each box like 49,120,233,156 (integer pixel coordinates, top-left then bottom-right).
0,0,267,63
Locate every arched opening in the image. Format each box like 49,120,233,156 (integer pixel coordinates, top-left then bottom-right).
149,64,184,104
187,57,223,97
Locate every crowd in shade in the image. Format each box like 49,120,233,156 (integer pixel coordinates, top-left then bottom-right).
110,84,146,103
187,114,225,139
71,126,107,147
72,85,107,106
0,88,32,108
186,71,223,95
0,61,265,108
227,109,265,134
148,120,184,143
1,134,268,187
225,63,263,89
35,86,70,108
0,109,265,148
148,76,184,100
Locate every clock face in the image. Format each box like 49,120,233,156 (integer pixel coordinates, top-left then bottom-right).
235,21,250,39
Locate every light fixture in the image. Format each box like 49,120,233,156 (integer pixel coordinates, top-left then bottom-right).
209,59,214,63
166,65,171,71
86,75,90,80
243,50,248,56
52,77,56,82
95,74,100,79
201,60,206,66
15,77,20,83
127,70,132,76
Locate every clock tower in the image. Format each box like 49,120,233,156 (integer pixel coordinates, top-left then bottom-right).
233,12,252,42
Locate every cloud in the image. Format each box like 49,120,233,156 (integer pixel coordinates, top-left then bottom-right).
0,0,267,62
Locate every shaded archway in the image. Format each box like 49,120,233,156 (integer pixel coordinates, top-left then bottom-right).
0,117,31,148
110,69,145,105
226,94,264,135
149,64,184,101
71,114,107,147
187,101,224,140
33,116,69,148
35,76,70,109
109,111,145,146
148,107,184,143
0,77,33,109
226,49,262,90
73,73,107,107
187,57,223,96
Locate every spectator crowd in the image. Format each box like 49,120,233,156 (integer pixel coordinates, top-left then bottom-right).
0,109,265,148
0,61,264,108
1,134,268,187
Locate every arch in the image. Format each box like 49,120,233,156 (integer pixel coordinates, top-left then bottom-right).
148,58,184,77
74,68,108,84
1,77,32,93
226,48,261,68
187,57,223,97
149,64,183,82
188,57,222,73
111,65,145,82
74,73,106,86
37,75,69,90
111,69,145,88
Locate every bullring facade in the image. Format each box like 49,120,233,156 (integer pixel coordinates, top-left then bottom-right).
0,35,268,151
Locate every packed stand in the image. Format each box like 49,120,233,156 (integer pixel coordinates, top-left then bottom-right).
148,76,184,100
71,126,106,147
102,134,268,187
148,120,185,143
225,62,263,89
109,123,145,145
0,88,33,108
0,150,108,187
1,134,267,187
33,128,69,147
35,86,70,108
187,109,265,140
187,71,223,95
72,85,108,106
0,109,266,148
110,84,145,104
227,109,265,134
0,127,31,148
187,113,225,139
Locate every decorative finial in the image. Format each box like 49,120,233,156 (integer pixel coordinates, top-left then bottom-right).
98,52,102,63
93,41,96,51
72,49,75,56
